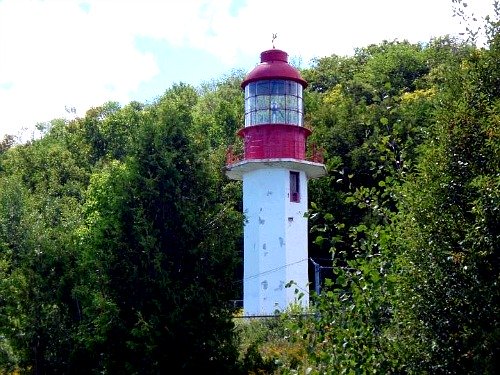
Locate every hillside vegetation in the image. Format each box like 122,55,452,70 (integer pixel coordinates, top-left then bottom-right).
1,6,499,375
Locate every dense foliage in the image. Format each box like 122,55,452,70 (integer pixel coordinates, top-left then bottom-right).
1,3,499,374
0,83,244,374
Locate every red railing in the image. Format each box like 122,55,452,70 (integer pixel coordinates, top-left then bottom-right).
226,144,324,166
225,145,241,165
308,143,325,163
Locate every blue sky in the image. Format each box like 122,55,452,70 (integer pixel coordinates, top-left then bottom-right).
0,0,495,141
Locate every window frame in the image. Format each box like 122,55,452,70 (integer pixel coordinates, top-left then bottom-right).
290,171,300,203
244,79,303,126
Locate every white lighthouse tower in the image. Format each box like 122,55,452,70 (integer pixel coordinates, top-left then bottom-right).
226,48,326,316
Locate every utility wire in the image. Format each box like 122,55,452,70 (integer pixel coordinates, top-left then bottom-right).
233,258,309,284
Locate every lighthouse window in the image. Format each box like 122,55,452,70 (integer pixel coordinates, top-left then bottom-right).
290,171,300,203
256,81,270,95
271,80,285,95
285,95,298,110
256,95,270,109
287,111,299,125
285,81,298,95
271,96,286,123
248,97,256,111
247,83,256,96
256,110,270,124
244,79,303,126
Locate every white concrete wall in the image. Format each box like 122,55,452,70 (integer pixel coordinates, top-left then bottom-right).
284,171,309,308
243,167,309,316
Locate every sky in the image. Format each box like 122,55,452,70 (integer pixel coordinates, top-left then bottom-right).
0,0,495,141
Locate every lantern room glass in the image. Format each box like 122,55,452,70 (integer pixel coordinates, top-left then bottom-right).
244,80,303,126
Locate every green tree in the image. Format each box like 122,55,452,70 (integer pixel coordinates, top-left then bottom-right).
0,130,88,374
304,41,438,267
393,22,500,373
287,33,486,374
74,84,243,374
193,71,245,151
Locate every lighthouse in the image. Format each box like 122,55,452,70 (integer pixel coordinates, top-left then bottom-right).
226,48,326,316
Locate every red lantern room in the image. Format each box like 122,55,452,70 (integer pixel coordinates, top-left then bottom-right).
239,49,310,160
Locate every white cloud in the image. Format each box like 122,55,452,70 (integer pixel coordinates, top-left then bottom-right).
0,0,159,139
0,0,496,140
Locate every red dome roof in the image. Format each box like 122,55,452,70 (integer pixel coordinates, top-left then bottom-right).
241,49,307,88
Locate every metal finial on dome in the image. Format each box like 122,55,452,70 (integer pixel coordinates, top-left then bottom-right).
272,33,277,49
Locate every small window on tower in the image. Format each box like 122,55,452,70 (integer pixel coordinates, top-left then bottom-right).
290,171,300,203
